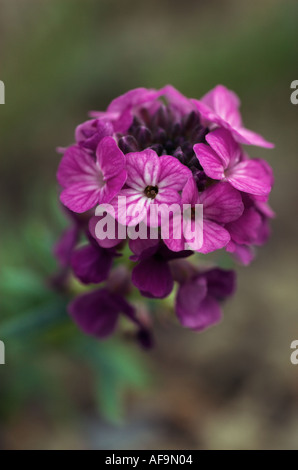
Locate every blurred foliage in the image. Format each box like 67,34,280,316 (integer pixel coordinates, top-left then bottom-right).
0,200,149,424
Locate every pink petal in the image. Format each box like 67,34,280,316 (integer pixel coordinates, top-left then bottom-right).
190,296,222,331
161,85,194,114
205,128,241,168
232,127,274,148
176,277,208,329
155,187,181,205
162,214,185,252
194,85,242,129
107,87,162,113
193,143,225,180
89,215,123,248
192,99,221,126
227,159,272,196
110,188,148,226
226,241,255,266
60,183,100,213
158,155,192,190
96,136,126,180
211,85,242,128
181,176,199,206
199,182,244,223
125,150,160,190
198,220,230,254
57,145,98,188
226,207,262,245
183,217,203,251
102,169,127,203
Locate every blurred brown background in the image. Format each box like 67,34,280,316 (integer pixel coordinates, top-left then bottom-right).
0,0,298,450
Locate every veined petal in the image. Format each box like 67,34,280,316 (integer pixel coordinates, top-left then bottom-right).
226,207,262,245
232,126,274,148
96,136,126,180
158,155,192,190
126,149,160,189
205,128,241,168
60,183,101,213
227,159,272,196
211,85,242,128
199,182,244,223
181,176,199,206
57,145,98,187
194,143,225,180
198,219,230,254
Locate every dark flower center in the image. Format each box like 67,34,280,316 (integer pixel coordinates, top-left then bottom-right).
117,104,208,176
144,185,158,199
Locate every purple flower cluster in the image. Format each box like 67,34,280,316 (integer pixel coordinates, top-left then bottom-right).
55,85,274,346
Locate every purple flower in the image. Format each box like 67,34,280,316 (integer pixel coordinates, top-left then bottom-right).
54,226,80,268
90,87,164,133
75,119,113,151
57,136,127,213
70,238,118,285
176,268,236,331
130,239,192,298
194,128,272,196
111,149,191,226
226,194,274,265
69,286,153,347
193,85,274,148
55,84,275,344
164,177,244,253
88,212,124,249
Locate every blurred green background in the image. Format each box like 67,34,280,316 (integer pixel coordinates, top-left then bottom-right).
1,0,298,449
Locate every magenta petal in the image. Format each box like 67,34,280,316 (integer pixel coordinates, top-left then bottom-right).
132,258,173,298
204,268,236,299
158,155,192,190
226,241,255,266
60,183,100,213
102,169,127,204
199,220,230,254
107,87,161,114
161,85,194,114
57,145,98,188
129,237,159,257
75,119,113,150
205,128,241,168
68,289,119,338
125,150,160,189
226,208,262,245
54,226,79,267
96,136,126,180
155,187,181,205
232,126,274,148
191,296,222,331
71,244,113,284
227,159,272,196
176,277,222,331
193,143,225,180
199,182,244,223
89,215,123,248
181,176,199,206
176,276,208,328
211,85,242,128
196,85,242,128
